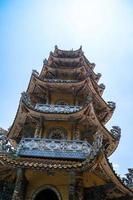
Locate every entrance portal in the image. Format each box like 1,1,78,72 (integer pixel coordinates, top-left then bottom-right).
34,188,59,200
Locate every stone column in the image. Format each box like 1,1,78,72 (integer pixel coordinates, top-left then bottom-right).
69,171,76,200
12,168,28,200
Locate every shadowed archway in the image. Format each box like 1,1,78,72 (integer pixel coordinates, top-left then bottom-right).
34,188,59,200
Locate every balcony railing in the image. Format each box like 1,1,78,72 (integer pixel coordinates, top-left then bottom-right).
17,138,92,160
0,133,102,161
35,104,82,114
43,79,78,83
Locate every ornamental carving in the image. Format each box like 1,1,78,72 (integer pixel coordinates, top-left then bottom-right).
47,127,67,139
0,135,16,154
107,101,116,109
90,133,103,157
122,168,133,188
110,126,121,140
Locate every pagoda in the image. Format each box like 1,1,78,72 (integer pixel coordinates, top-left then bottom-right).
0,46,133,200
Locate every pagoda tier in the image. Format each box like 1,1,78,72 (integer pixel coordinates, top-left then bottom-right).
40,63,101,84
27,69,115,124
32,70,105,99
30,70,88,92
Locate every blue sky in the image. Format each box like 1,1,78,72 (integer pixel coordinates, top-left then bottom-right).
0,0,133,176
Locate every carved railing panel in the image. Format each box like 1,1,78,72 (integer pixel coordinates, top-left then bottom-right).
110,126,121,141
35,103,82,113
17,138,92,160
17,133,102,161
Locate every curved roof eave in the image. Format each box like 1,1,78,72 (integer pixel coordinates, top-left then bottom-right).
100,155,133,196
32,73,88,89
86,78,115,124
22,100,90,121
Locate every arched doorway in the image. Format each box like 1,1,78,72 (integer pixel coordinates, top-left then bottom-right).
34,187,60,200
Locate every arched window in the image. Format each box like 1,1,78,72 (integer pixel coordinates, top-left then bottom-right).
47,127,67,140
34,189,58,200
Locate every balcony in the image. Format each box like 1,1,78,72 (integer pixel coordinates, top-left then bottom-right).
35,104,82,114
21,92,91,115
17,138,92,160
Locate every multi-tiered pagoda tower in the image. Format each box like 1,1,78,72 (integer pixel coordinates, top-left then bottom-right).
0,46,133,200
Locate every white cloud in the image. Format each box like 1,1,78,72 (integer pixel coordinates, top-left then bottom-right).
112,163,120,170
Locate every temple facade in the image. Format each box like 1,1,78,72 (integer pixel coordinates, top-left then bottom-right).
0,46,133,200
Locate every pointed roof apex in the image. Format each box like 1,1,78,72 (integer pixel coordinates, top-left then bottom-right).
53,46,83,58
54,45,83,51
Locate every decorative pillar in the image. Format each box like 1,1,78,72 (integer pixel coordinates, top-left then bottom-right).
47,88,51,104
34,117,43,138
72,87,77,105
69,171,76,200
73,124,80,140
34,122,41,138
45,87,49,104
75,175,84,200
12,168,28,200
